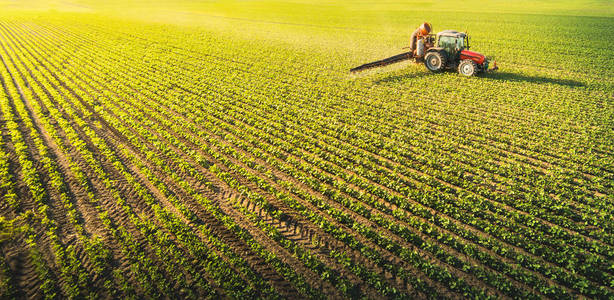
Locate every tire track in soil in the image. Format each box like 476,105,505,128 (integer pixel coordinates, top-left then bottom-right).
111,143,302,297
175,77,612,283
0,59,62,300
4,64,143,299
0,106,32,217
2,230,43,298
57,46,379,300
68,79,345,299
73,97,341,298
176,67,613,256
205,124,541,297
186,116,506,298
0,14,612,300
0,32,131,296
0,51,82,297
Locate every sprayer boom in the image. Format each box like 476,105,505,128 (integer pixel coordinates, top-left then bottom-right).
350,51,414,73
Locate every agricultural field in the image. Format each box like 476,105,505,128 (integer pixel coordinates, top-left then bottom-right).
0,0,613,299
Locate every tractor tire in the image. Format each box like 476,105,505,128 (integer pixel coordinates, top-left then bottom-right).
458,59,478,76
424,51,446,72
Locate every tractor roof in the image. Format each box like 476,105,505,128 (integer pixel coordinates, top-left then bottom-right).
437,30,466,38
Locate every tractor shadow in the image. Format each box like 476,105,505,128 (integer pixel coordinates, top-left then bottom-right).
372,70,584,88
482,71,585,87
373,70,436,84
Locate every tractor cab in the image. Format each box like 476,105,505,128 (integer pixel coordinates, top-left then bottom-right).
424,30,494,76
436,30,468,60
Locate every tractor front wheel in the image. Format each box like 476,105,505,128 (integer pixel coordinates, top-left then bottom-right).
458,59,477,76
424,52,446,72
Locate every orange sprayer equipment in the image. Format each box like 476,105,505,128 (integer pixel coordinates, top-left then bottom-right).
419,22,432,36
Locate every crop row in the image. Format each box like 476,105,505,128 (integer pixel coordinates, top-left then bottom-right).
0,21,299,298
26,17,614,298
20,19,614,298
0,15,611,299
19,20,612,298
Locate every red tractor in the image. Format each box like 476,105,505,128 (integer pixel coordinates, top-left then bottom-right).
350,28,497,76
422,30,496,76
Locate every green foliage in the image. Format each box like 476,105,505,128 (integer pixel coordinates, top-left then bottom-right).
0,0,611,299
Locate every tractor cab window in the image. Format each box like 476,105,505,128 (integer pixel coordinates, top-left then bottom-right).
456,37,464,50
438,36,457,55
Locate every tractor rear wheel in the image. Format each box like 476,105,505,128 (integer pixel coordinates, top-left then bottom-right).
458,59,477,76
424,52,446,72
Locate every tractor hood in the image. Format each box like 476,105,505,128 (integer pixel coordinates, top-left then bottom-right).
460,50,486,65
